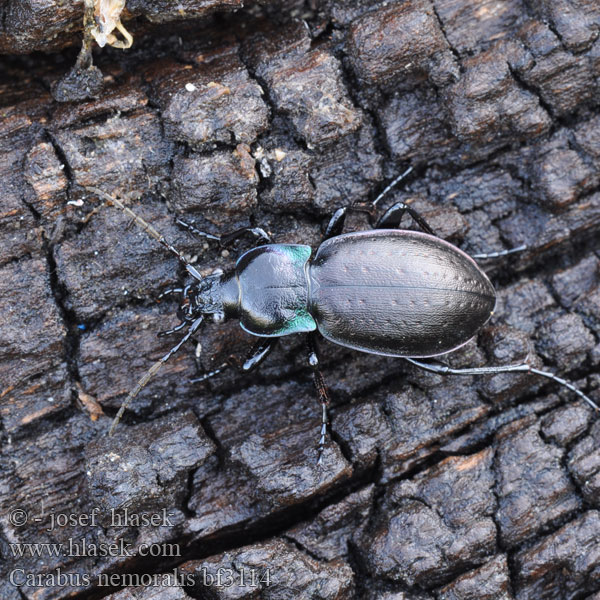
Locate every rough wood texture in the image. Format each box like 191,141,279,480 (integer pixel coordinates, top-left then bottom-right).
1,1,600,599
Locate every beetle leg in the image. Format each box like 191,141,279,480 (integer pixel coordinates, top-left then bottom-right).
375,201,436,236
322,167,414,241
404,357,600,411
176,218,272,246
158,287,183,299
157,321,188,337
307,334,331,465
190,364,228,383
220,227,272,246
174,219,219,241
191,339,277,383
322,205,374,240
371,166,414,207
238,339,277,372
471,245,527,260
323,207,349,240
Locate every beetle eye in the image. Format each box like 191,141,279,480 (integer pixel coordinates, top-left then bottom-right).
213,311,225,323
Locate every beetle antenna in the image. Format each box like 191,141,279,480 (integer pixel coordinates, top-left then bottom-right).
404,358,599,411
108,316,204,435
83,186,202,281
372,166,414,207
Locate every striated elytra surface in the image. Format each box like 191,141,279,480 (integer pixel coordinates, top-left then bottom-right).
310,230,495,357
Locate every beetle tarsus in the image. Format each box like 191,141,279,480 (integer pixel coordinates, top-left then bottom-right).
316,412,328,466
177,218,272,246
190,363,228,383
371,166,414,207
528,366,599,411
175,218,220,241
158,287,183,299
308,335,331,466
157,321,188,337
472,245,527,260
317,450,324,467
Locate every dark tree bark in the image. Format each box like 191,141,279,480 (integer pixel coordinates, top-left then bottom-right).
1,1,600,599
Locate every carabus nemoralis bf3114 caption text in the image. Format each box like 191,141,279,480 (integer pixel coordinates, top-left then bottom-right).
85,167,598,465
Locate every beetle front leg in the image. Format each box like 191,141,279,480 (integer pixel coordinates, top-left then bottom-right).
176,219,271,246
157,320,189,337
307,334,331,465
219,227,272,247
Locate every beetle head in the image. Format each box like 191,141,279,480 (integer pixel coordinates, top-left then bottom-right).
176,271,237,327
189,274,224,317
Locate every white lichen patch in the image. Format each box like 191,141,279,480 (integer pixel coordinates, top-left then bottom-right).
90,0,133,49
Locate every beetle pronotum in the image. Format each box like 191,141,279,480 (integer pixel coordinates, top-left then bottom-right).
85,171,598,464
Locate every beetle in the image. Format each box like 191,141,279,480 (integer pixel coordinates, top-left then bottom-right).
85,170,598,464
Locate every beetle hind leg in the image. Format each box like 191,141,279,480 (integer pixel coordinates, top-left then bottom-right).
190,364,228,383
471,245,527,260
404,357,599,411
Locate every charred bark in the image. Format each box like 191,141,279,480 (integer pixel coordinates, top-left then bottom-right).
1,1,600,599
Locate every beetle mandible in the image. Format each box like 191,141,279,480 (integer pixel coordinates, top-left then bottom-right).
85,169,598,464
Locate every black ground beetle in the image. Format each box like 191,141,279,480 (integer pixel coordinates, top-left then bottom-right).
85,168,598,464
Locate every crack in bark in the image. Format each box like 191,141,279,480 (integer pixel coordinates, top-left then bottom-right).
506,62,555,124
430,0,462,66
